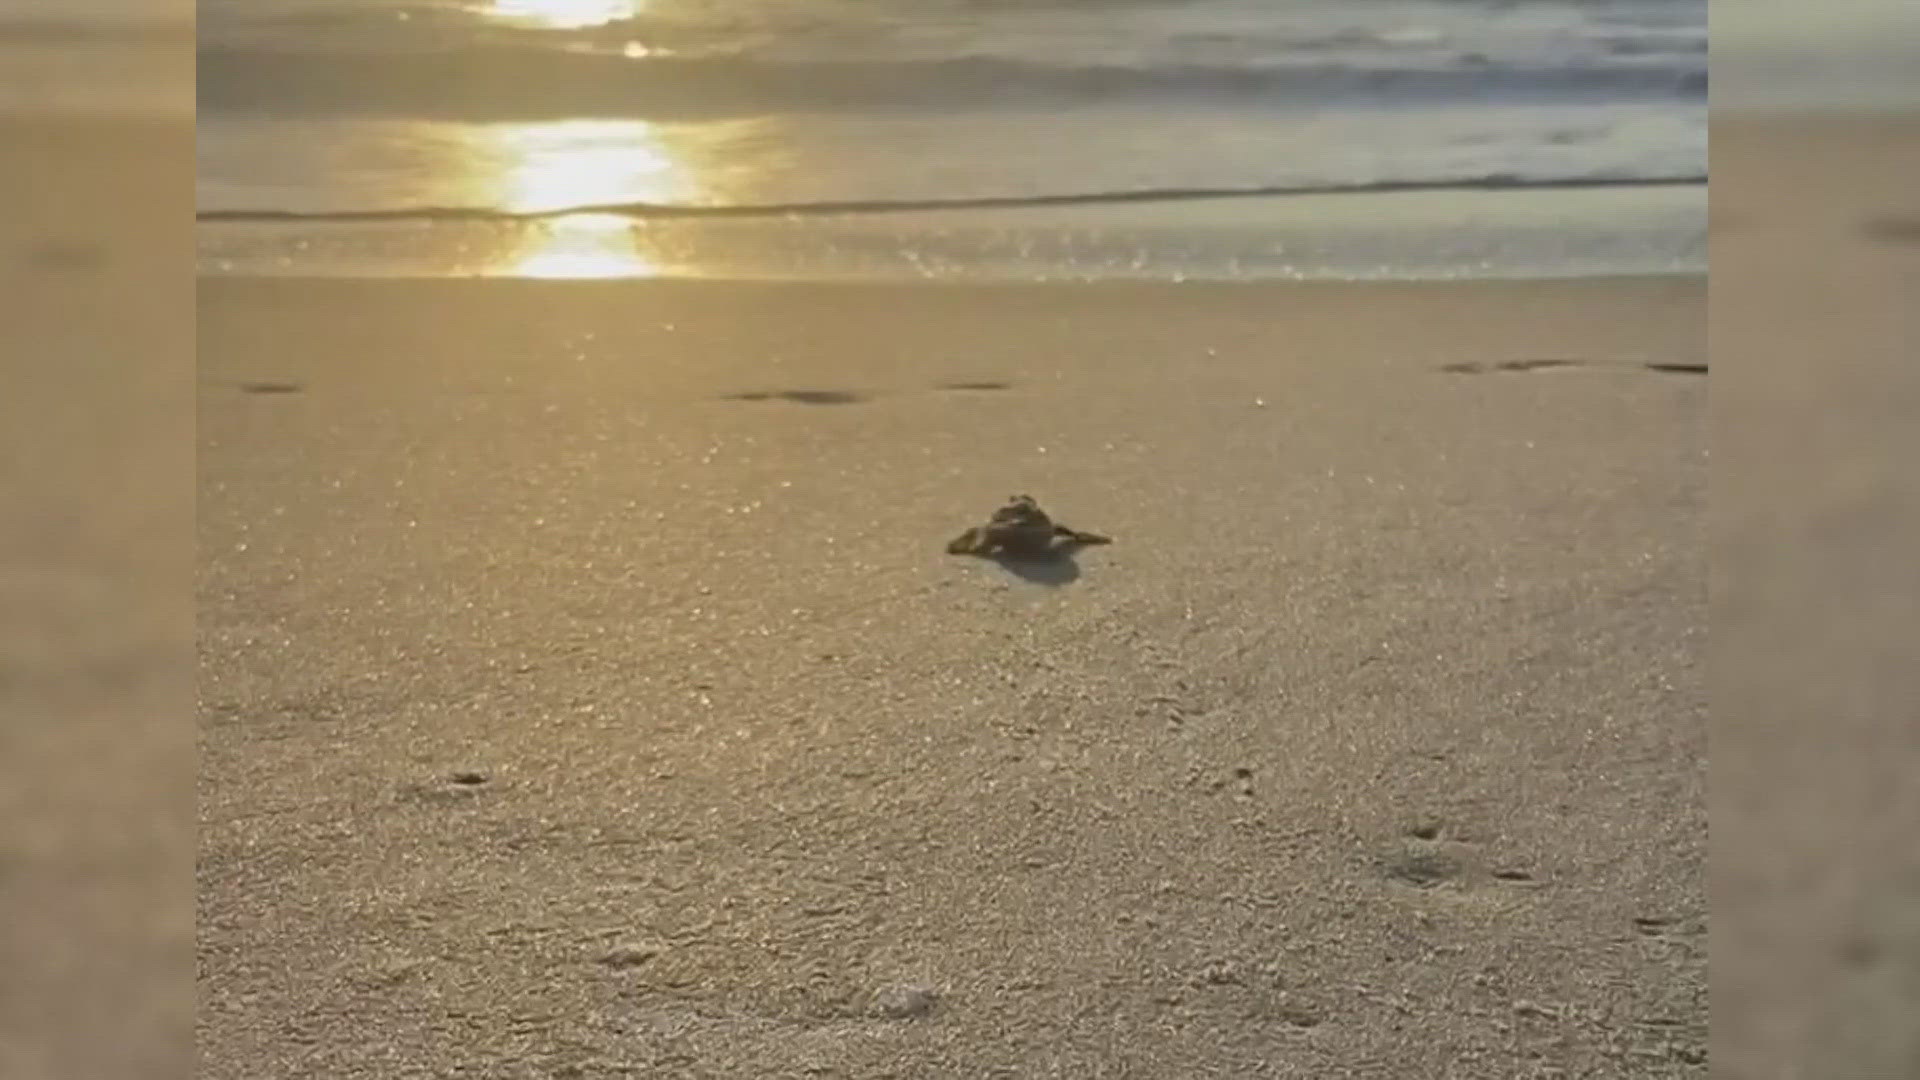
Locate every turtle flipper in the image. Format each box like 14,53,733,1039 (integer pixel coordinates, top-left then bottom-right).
1053,524,1112,546
947,527,987,555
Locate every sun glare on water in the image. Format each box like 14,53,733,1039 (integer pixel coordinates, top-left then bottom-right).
476,119,694,278
489,0,641,30
488,119,692,214
507,214,663,279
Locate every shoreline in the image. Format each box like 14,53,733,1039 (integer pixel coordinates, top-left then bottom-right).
199,182,1706,282
198,176,1708,222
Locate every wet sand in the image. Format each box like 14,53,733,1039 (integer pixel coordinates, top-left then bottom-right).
195,181,1706,282
198,273,1705,1075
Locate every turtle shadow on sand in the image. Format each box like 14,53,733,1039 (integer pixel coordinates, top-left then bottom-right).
947,495,1110,587
984,544,1090,586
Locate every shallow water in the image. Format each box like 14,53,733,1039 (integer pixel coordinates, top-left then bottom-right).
198,183,1706,281
196,0,1706,217
180,0,1717,278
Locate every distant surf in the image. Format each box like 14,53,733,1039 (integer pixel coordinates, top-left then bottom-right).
199,48,1706,122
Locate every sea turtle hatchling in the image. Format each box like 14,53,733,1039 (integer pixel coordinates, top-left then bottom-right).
946,495,1112,559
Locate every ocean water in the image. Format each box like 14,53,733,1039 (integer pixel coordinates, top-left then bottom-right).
0,0,192,113
194,0,1710,278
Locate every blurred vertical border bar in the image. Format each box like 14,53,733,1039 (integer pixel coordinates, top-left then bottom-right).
0,3,194,1079
1713,2,1920,1076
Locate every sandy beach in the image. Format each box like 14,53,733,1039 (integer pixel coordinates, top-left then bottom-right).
1,111,193,1080
1709,111,1920,1079
198,272,1705,1075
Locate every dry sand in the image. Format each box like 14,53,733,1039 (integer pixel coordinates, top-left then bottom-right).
1710,112,1920,1080
1,112,194,1079
198,273,1705,1076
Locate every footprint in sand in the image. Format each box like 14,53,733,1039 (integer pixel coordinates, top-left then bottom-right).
938,381,1013,392
1379,844,1466,889
1632,914,1683,937
1490,358,1581,373
599,943,662,970
1861,217,1920,244
22,240,104,271
1441,359,1581,375
1272,1002,1324,1028
725,389,867,405
398,771,494,804
725,384,1009,404
1442,359,1705,377
1379,824,1540,891
872,984,939,1020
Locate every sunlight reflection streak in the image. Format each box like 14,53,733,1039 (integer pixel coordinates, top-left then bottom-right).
489,0,641,30
481,118,693,278
507,213,664,279
489,119,692,214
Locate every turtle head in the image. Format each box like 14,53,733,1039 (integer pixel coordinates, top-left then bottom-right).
990,494,1049,527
